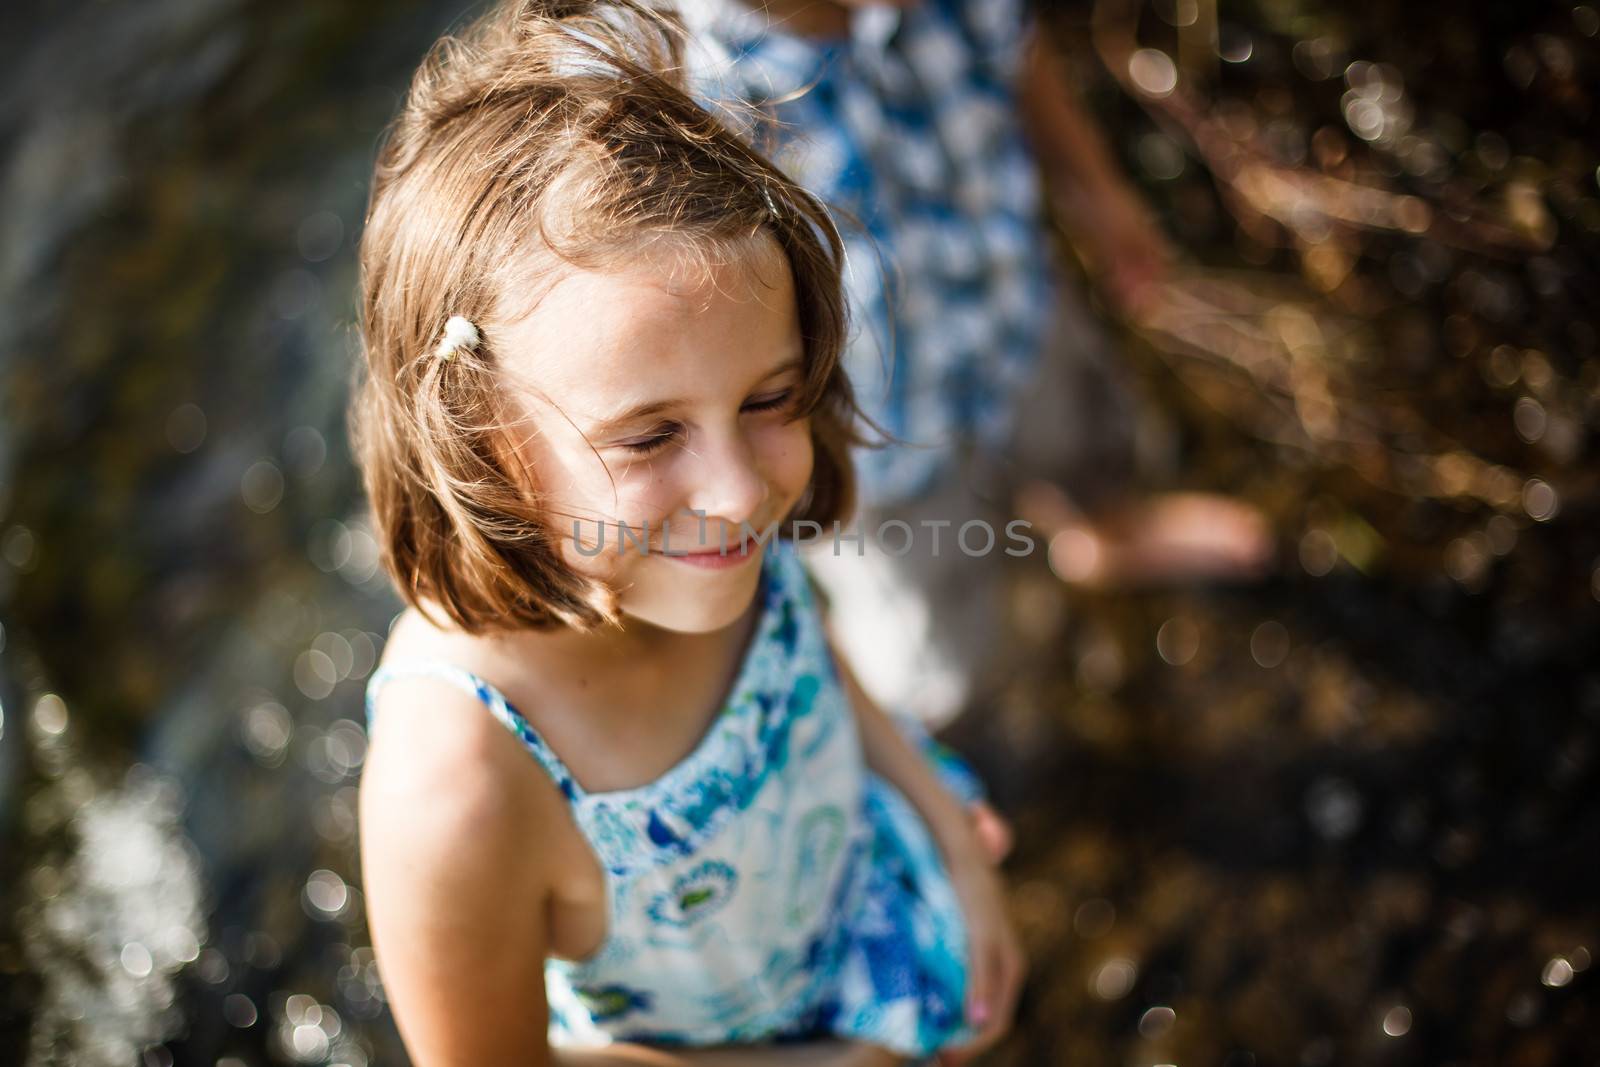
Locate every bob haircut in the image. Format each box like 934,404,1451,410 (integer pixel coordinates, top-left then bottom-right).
349,0,864,634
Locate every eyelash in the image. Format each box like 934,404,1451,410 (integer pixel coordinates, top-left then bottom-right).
617,390,795,455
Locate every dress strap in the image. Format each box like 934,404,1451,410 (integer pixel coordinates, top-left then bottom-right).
365,660,584,802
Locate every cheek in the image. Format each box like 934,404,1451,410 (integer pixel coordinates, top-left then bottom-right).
515,416,667,519
508,427,677,575
558,467,683,571
757,418,815,508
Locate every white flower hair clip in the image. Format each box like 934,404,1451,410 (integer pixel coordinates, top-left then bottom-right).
434,315,480,362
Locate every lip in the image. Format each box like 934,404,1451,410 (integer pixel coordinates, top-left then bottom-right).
656,539,758,570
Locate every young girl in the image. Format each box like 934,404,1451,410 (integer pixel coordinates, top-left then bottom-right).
350,3,1022,1065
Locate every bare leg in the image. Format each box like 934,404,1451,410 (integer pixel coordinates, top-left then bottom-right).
1016,478,1274,588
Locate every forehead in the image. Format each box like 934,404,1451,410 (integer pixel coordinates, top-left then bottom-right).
493,235,799,419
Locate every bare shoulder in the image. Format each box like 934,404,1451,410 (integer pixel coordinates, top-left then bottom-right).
361,615,551,880
379,599,484,674
369,608,508,769
361,604,574,886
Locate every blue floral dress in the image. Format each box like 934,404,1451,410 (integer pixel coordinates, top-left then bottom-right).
364,539,987,1058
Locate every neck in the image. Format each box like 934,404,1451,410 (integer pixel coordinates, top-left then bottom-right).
744,0,852,40
486,585,762,677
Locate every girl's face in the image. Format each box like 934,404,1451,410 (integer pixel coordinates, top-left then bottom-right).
496,237,815,635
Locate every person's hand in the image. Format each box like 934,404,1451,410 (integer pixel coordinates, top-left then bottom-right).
936,842,1025,1066
967,800,1013,865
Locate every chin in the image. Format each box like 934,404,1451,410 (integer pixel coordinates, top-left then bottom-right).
621,549,768,634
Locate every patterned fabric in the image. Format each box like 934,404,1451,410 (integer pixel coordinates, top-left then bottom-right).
365,540,985,1057
679,0,1054,507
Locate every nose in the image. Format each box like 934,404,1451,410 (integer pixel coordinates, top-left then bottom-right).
684,427,770,535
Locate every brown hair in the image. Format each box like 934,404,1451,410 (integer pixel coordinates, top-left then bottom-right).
349,0,863,634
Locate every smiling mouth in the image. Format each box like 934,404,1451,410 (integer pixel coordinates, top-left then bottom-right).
652,539,754,557
651,534,759,567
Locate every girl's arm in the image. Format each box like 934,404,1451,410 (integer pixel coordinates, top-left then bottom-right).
1016,22,1171,312
825,645,987,871
360,679,559,1065
361,679,904,1067
825,635,1026,1066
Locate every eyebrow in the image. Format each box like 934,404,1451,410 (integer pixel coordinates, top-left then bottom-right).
586,355,805,438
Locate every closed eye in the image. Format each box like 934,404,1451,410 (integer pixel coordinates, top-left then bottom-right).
616,422,682,455
614,390,795,456
742,389,793,414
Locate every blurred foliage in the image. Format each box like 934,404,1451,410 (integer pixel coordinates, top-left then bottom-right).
0,0,1596,1065
965,1,1600,1064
